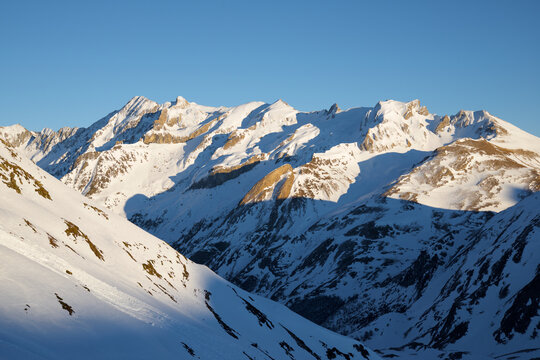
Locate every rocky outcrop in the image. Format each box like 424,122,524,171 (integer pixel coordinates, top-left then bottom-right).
435,115,451,133
240,164,294,205
403,100,429,119
143,118,217,144
151,108,182,130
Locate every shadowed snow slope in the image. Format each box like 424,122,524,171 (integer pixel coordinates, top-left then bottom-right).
0,140,379,360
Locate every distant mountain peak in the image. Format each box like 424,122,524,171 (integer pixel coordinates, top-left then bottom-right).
120,95,158,112
272,98,291,107
174,95,189,108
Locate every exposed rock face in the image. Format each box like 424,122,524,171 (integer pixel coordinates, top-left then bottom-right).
144,118,219,144
223,129,247,150
435,115,451,133
142,132,187,144
240,164,293,205
4,96,540,359
151,108,182,130
403,99,428,119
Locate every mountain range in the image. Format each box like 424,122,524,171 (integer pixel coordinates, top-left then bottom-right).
1,95,539,359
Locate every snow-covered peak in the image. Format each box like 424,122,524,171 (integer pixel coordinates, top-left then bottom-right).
370,99,429,122
0,123,28,135
374,99,406,115
271,98,292,108
115,95,159,121
173,95,189,107
0,124,34,148
0,123,32,140
89,96,159,148
124,95,155,108
260,99,298,123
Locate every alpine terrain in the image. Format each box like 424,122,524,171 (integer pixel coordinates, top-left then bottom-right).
0,139,379,359
2,95,539,359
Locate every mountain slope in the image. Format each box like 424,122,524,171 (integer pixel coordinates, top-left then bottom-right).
311,192,540,359
391,190,540,357
0,139,379,360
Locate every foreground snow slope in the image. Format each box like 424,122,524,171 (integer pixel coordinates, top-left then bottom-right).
0,139,379,360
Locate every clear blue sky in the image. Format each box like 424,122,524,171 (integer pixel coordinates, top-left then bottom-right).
1,0,539,135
